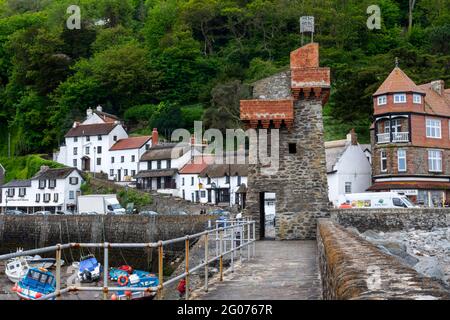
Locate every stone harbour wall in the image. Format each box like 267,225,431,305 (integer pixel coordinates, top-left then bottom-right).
317,219,450,300
0,214,214,269
331,208,450,232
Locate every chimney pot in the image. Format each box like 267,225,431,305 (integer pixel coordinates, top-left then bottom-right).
152,128,159,146
431,80,445,96
86,108,93,117
96,105,103,112
348,129,358,146
73,121,80,128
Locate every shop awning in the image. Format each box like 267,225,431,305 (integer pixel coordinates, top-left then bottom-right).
368,181,450,191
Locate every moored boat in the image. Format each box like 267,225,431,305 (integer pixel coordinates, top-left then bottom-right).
13,268,56,300
109,266,159,300
77,255,102,283
5,257,29,283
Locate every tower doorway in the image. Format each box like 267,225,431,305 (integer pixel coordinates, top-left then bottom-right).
259,192,277,239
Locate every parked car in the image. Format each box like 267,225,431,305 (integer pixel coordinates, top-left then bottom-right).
5,209,25,215
80,211,99,215
56,210,74,215
140,210,159,216
34,211,52,215
210,209,231,217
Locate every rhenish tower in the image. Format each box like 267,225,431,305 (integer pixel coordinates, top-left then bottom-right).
240,43,331,240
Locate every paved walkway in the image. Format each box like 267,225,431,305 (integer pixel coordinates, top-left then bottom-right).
193,241,321,300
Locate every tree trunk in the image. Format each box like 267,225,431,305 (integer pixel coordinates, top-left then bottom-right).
408,0,416,33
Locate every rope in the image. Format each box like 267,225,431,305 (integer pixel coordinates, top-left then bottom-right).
119,247,129,266
65,219,75,262
59,222,68,263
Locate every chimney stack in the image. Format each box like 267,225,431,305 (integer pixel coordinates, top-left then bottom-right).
152,128,159,146
96,105,103,112
431,80,445,96
86,107,93,117
347,129,358,146
38,166,50,175
73,121,80,128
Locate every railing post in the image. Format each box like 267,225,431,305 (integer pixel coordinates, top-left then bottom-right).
219,231,223,282
253,221,256,257
158,241,164,300
215,221,219,258
204,233,209,292
185,237,190,300
247,221,251,261
230,222,234,272
103,243,109,300
56,244,61,300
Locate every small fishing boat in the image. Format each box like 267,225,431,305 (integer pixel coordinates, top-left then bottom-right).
15,249,65,269
5,257,29,283
77,255,102,283
12,268,56,300
109,266,159,300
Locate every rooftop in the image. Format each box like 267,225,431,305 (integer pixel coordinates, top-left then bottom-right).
65,123,118,137
33,167,80,180
373,67,425,96
140,144,189,161
0,180,31,188
110,136,151,151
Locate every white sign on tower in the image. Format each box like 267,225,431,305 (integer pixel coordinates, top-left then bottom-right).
300,16,315,45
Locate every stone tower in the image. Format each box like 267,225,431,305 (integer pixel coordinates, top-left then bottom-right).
240,43,331,240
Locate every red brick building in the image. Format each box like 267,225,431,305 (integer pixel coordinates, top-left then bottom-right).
369,66,450,206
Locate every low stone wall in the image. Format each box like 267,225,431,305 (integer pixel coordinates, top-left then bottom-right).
0,214,214,269
317,219,450,300
331,208,450,232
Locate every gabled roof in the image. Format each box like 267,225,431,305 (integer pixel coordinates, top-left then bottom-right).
33,167,81,180
199,164,248,178
140,144,189,161
325,140,348,173
374,67,425,96
418,82,450,116
135,169,178,178
93,110,119,123
110,136,151,151
0,180,31,188
179,157,214,174
65,123,118,137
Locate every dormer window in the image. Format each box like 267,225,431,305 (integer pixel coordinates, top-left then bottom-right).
413,94,422,104
394,93,406,104
377,95,387,106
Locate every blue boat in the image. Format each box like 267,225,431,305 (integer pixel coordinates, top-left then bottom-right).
14,268,56,300
77,255,102,283
109,266,159,300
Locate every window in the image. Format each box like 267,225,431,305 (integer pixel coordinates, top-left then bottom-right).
191,177,194,186
110,169,114,177
97,158,101,166
36,193,40,202
289,143,297,154
44,193,51,203
73,159,77,167
131,155,135,162
86,136,90,142
182,178,185,186
380,151,387,172
391,119,402,133
200,191,206,198
345,182,352,194
97,146,102,154
207,177,211,184
167,160,172,168
111,157,115,164
8,188,15,197
39,180,46,189
398,150,407,172
413,94,422,104
182,190,185,199
121,156,125,163
54,193,59,203
145,144,150,150
124,169,128,177
225,175,230,184
237,176,242,186
85,147,90,155
426,119,441,138
113,136,118,142
377,95,387,106
428,150,442,172
19,188,26,197
157,160,161,169
48,179,56,189
131,170,136,177
98,135,102,141
73,147,78,155
148,161,152,170
393,198,406,208
69,177,79,185
394,93,406,103
74,137,78,142
69,191,75,200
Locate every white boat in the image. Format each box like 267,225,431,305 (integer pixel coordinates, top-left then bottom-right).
15,249,64,269
5,258,29,283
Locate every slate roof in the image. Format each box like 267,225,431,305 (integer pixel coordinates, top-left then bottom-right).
140,144,189,161
110,136,151,151
33,167,80,180
374,67,425,96
0,180,31,188
418,82,450,116
199,164,248,178
65,123,118,137
93,110,119,123
135,169,178,178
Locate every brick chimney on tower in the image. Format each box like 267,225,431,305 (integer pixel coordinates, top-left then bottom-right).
152,128,159,146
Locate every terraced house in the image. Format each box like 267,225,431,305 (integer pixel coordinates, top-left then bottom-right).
369,65,450,206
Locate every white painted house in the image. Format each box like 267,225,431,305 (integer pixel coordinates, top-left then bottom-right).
326,131,372,206
54,106,157,184
0,167,83,213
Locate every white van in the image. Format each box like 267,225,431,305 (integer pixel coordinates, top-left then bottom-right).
337,192,417,209
77,195,126,215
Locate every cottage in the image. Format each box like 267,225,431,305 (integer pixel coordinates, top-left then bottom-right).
0,166,83,213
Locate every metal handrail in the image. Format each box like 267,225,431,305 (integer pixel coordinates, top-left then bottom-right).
0,218,256,300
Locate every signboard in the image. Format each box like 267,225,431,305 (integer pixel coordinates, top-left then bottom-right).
300,16,315,33
392,189,418,196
